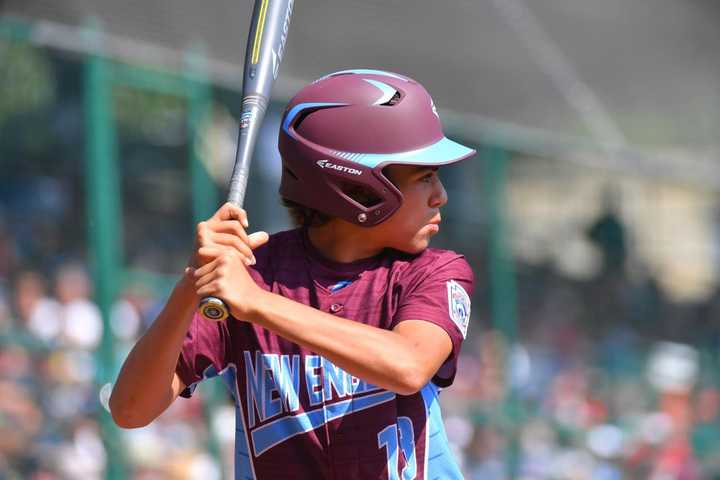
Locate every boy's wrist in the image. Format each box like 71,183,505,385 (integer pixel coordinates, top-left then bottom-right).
177,268,200,300
237,288,271,324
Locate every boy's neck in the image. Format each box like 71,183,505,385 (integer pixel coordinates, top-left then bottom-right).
307,221,384,264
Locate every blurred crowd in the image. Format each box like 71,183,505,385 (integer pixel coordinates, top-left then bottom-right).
442,209,720,479
446,280,720,479
0,208,233,479
2,183,720,479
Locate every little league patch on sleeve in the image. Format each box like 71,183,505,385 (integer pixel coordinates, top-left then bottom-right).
447,280,471,338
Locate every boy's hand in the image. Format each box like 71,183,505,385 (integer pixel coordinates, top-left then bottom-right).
188,203,269,319
192,248,263,319
189,203,268,269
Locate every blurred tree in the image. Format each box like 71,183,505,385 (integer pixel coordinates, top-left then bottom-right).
114,86,187,146
0,41,55,127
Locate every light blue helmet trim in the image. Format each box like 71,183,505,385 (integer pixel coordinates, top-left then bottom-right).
332,137,474,169
329,69,409,81
362,79,398,105
283,102,346,133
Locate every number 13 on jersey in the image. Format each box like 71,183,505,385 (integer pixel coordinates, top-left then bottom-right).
378,417,417,480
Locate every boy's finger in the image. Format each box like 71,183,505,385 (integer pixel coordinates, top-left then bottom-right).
248,231,270,249
196,246,225,263
193,257,219,278
210,233,255,262
194,270,218,289
212,222,251,245
212,203,249,228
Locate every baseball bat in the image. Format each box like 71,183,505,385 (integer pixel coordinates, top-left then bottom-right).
199,0,295,321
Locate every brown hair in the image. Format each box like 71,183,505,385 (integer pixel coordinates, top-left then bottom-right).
281,182,383,228
281,197,331,228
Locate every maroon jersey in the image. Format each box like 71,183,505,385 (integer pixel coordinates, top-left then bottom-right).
176,228,473,479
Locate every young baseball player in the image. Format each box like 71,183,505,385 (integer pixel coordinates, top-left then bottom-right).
111,69,475,479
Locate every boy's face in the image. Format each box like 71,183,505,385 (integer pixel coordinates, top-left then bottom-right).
371,164,448,254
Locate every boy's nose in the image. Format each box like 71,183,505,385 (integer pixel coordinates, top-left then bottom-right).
429,180,448,208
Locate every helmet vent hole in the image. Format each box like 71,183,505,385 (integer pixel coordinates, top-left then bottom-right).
292,109,316,130
380,91,402,106
340,181,382,208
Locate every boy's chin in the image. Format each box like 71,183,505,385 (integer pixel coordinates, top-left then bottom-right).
394,240,431,255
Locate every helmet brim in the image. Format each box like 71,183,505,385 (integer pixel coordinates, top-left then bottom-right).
337,137,476,169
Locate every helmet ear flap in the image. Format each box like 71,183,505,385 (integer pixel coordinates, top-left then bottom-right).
358,167,404,225
337,180,383,209
325,174,402,226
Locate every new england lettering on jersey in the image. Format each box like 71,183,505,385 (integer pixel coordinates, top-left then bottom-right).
243,351,396,456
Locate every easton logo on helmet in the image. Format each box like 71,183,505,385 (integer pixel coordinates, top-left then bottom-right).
316,160,363,176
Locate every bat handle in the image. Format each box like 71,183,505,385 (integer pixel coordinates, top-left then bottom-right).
197,123,253,322
199,296,229,321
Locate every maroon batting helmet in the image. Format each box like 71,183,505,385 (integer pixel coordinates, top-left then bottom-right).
279,69,476,227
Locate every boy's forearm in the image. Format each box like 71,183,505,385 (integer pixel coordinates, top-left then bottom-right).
110,272,198,427
247,290,427,395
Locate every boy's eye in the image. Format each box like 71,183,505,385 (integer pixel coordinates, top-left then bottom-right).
420,173,434,183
